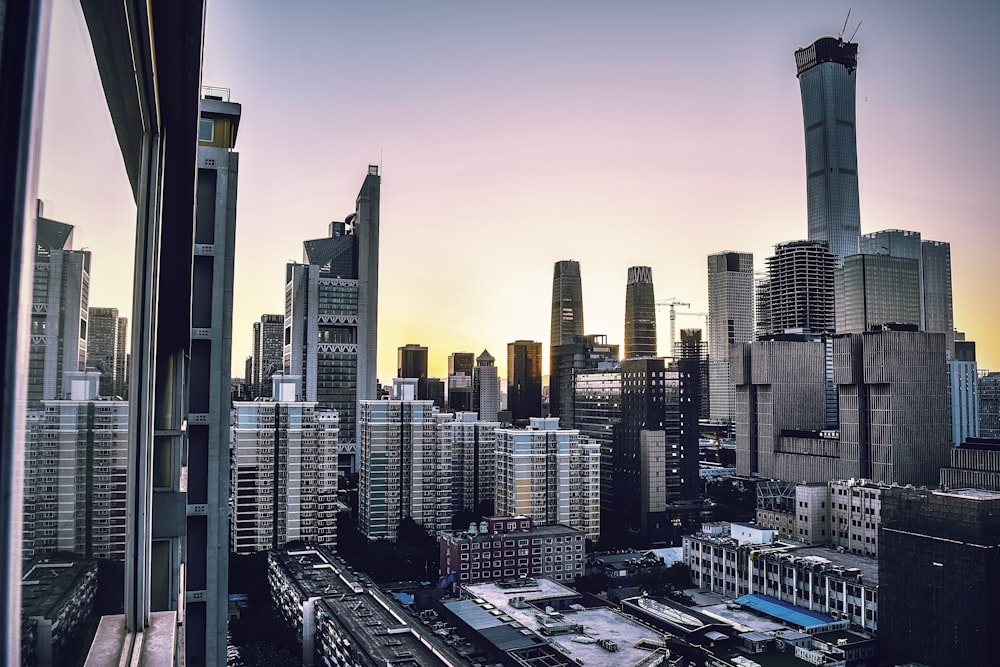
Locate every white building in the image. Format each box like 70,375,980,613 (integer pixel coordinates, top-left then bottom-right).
231,375,339,554
358,380,451,540
439,411,498,515
494,417,600,541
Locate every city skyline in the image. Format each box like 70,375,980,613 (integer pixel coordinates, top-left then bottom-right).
38,1,1000,382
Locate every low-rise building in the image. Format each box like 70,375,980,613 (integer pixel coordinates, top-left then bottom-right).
268,545,468,666
439,516,584,585
21,554,98,667
683,522,878,633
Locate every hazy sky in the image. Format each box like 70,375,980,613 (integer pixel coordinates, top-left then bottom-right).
39,1,1000,382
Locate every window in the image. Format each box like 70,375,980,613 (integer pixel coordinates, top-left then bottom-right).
199,117,214,142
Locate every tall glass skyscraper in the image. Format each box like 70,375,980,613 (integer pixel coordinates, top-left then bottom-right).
550,260,584,350
624,266,657,358
795,37,861,265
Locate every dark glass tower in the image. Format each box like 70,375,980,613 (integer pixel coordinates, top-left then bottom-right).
624,266,657,358
550,260,584,350
507,340,542,423
397,343,429,399
795,36,861,265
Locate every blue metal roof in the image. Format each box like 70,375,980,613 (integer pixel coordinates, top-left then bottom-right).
733,594,836,629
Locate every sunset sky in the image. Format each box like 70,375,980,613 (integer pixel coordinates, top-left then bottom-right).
39,0,1000,382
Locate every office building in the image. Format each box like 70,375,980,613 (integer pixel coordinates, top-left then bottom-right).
735,328,950,486
677,328,710,421
879,487,1000,665
550,260,585,351
426,377,445,408
494,417,600,540
507,340,542,423
549,334,618,428
397,343,429,400
940,437,1000,491
86,307,121,397
859,229,956,353
951,341,979,444
757,240,836,336
28,217,90,409
980,371,1000,438
113,317,128,398
251,313,283,398
23,372,127,561
438,516,585,585
707,251,754,422
834,253,920,333
795,36,861,265
358,383,451,540
447,351,475,411
611,357,701,544
623,266,657,358
284,166,381,457
440,412,499,515
231,376,339,555
684,522,878,633
473,349,499,421
573,367,622,521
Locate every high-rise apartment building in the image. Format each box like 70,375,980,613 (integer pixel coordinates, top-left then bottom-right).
23,372,127,561
358,384,451,540
624,266,657,358
707,251,753,422
439,412,499,515
549,334,618,428
86,307,120,397
795,36,861,265
507,340,542,423
859,229,955,354
757,240,836,336
447,351,475,411
251,313,283,398
231,376,339,555
473,350,499,421
834,254,921,333
494,417,600,541
29,217,90,408
398,343,429,400
284,166,381,465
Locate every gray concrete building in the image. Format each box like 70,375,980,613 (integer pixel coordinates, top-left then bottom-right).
707,251,754,422
757,240,836,336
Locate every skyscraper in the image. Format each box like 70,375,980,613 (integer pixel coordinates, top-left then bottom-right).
707,251,754,422
624,266,656,358
473,350,499,422
507,340,542,423
758,240,836,336
549,260,584,412
231,376,339,554
284,166,381,464
86,307,120,397
398,343,429,400
114,316,128,399
28,217,90,408
252,313,283,398
950,341,979,445
795,36,861,265
834,253,921,333
549,334,619,428
447,351,475,411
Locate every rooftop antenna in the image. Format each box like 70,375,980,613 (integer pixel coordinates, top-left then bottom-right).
848,20,862,43
838,8,852,41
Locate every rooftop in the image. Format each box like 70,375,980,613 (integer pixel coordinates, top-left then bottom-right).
22,555,97,619
733,595,836,631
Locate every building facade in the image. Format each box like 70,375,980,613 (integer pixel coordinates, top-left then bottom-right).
834,253,920,333
86,307,120,398
795,36,861,265
252,313,283,398
447,351,475,412
439,516,585,585
29,217,90,409
284,166,380,461
507,340,542,423
758,240,836,336
231,376,339,555
397,343,429,400
950,340,979,444
494,418,600,541
358,390,451,541
549,334,618,429
440,412,499,515
624,266,657,359
474,349,499,422
707,251,754,422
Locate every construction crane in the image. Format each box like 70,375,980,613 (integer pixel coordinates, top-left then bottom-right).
654,298,690,357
